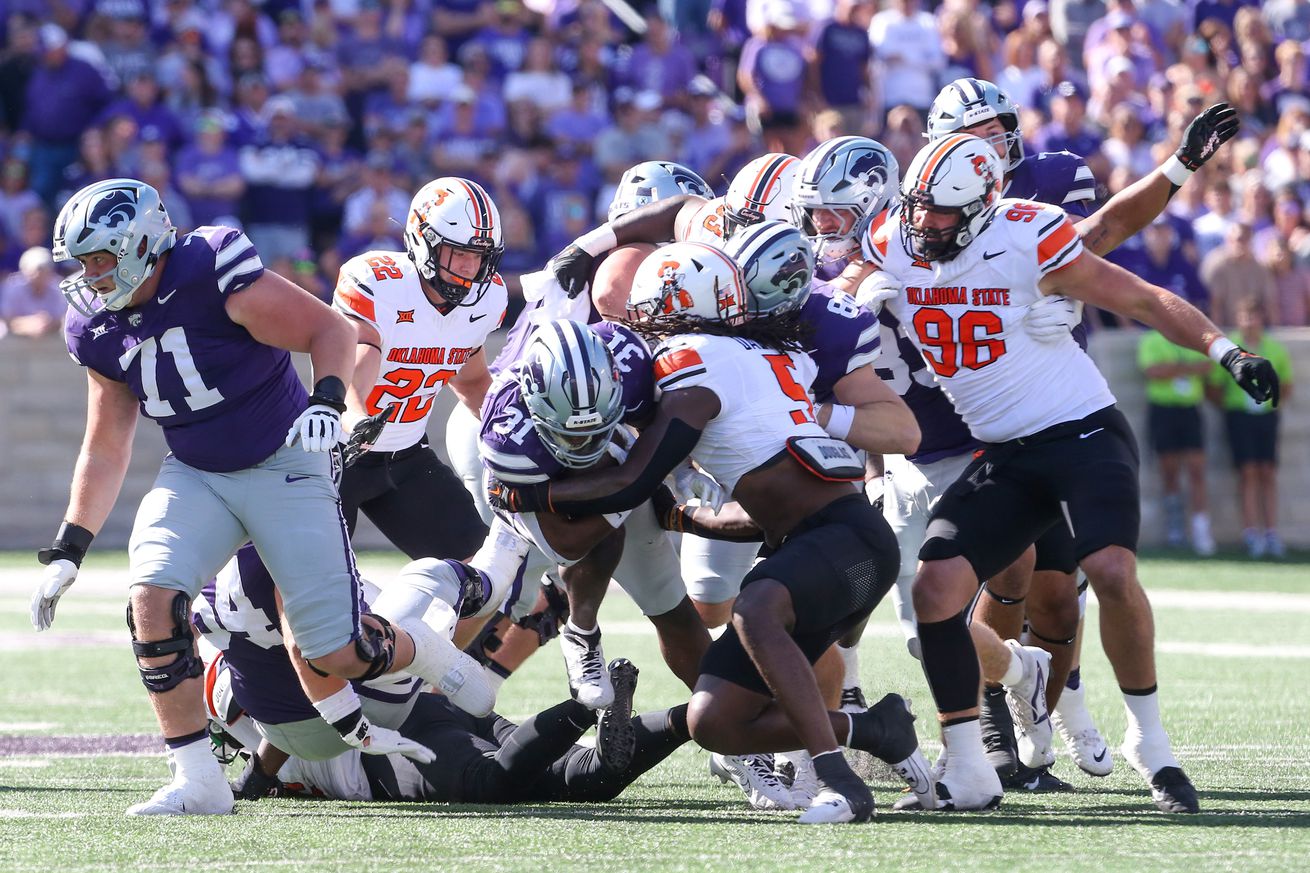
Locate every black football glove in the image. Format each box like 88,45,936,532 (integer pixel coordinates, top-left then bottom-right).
1177,102,1240,171
231,752,282,801
340,407,393,468
1221,346,1280,407
548,244,595,299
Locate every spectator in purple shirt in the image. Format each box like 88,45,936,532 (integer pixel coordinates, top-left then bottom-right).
739,5,809,155
0,15,39,138
430,0,488,59
809,0,875,136
22,24,111,207
98,2,155,87
98,71,187,152
470,0,531,82
239,96,320,262
176,112,245,227
545,81,610,148
1034,80,1105,172
0,245,65,338
0,158,41,241
615,12,698,112
679,76,734,180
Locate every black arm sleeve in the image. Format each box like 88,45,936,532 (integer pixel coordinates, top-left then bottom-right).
547,418,704,517
651,485,764,543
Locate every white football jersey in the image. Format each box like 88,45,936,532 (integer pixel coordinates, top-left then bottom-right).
652,333,828,492
674,195,728,245
335,251,508,451
864,198,1115,443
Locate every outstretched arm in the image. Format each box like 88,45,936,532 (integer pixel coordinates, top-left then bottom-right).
549,196,707,296
1077,103,1239,256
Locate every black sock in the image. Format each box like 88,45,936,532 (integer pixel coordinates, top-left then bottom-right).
494,698,596,783
164,728,208,749
666,703,690,741
918,609,980,715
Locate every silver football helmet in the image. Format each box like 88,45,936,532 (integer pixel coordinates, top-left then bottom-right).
722,219,814,317
405,176,504,306
52,178,177,316
791,136,899,265
926,77,1025,172
608,161,713,222
518,319,626,469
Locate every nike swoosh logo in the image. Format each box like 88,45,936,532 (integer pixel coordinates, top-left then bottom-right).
469,313,487,322
983,250,1005,260
1093,749,1107,762
1079,428,1104,439
157,289,178,304
285,474,311,483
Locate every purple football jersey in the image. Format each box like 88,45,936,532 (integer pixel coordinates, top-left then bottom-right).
1005,149,1097,220
64,227,307,472
193,544,420,726
800,281,881,405
480,321,654,484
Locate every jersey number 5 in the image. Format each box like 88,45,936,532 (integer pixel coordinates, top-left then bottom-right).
911,309,1007,378
764,353,815,425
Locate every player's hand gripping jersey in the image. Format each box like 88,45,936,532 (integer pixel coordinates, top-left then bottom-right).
334,251,507,452
865,199,1115,443
651,333,833,492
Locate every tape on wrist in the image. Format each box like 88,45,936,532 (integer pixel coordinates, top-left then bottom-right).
1162,154,1194,187
823,404,855,441
311,684,362,726
575,224,618,257
1207,336,1238,364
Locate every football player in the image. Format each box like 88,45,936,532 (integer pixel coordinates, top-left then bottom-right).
333,177,508,568
860,134,1276,813
890,81,1240,789
31,179,488,816
489,243,936,824
198,549,679,805
480,319,709,709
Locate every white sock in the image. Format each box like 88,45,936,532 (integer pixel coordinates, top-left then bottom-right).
169,735,222,779
999,648,1025,687
837,643,860,688
565,618,598,636
1122,690,1179,773
942,719,985,760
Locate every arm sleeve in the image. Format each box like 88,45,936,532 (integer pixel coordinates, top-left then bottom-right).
546,418,705,517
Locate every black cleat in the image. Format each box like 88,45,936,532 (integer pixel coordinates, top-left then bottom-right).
1149,766,1200,813
1004,764,1074,793
596,659,638,774
980,685,1019,778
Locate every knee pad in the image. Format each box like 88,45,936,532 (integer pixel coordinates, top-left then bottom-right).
448,561,492,619
354,613,398,682
126,590,203,694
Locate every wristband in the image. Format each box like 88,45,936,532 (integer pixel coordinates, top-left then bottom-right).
38,521,95,567
1207,336,1238,364
311,684,363,733
823,404,855,441
309,376,348,413
575,224,619,257
1162,155,1194,187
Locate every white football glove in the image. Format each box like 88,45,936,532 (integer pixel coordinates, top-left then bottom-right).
605,426,635,464
338,713,436,764
673,463,726,515
31,558,78,631
285,405,345,453
854,269,902,315
1024,295,1083,342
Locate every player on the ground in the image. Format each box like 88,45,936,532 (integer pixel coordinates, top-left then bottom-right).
863,134,1276,813
30,178,491,816
489,243,936,824
332,177,509,566
480,318,708,709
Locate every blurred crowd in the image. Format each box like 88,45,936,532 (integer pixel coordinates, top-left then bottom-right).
2,0,1310,338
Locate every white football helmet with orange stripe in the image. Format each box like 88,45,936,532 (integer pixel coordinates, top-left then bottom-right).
900,134,1003,262
724,153,800,240
629,242,748,326
405,177,503,306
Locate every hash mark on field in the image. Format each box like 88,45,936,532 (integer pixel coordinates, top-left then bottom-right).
0,734,161,757
1158,641,1310,658
0,810,85,818
0,722,55,731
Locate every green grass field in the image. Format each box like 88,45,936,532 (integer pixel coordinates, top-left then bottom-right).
1,550,1308,873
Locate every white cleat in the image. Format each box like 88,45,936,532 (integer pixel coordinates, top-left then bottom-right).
798,789,869,824
126,772,233,816
775,750,820,805
710,753,798,810
400,617,497,717
1051,682,1112,777
906,746,1003,812
1003,641,1055,769
559,626,614,710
